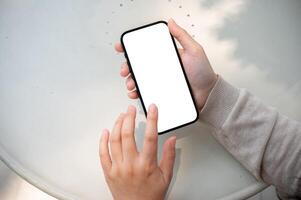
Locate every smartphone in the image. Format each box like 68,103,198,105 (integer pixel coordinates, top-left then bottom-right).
121,21,198,134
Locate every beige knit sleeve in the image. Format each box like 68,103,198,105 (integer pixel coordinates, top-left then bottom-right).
198,75,301,199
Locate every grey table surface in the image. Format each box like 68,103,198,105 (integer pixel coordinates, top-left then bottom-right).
0,0,300,199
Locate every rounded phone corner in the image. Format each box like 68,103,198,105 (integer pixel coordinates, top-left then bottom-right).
192,109,200,123
156,20,168,26
120,31,128,45
158,129,169,135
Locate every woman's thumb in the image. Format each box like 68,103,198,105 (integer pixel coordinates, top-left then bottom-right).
168,18,196,52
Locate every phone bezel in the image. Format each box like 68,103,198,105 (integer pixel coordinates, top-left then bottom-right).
120,20,199,135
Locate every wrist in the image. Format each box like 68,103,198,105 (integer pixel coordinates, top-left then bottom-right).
198,75,240,129
195,74,218,111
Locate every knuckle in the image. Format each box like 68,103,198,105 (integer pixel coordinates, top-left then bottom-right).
106,170,116,181
198,43,204,50
139,161,154,176
169,155,176,162
183,29,188,35
180,28,188,36
99,152,106,159
147,113,157,122
145,133,157,143
106,173,115,182
122,130,132,139
114,118,122,126
110,136,119,144
190,46,201,55
193,45,204,56
111,166,121,176
122,165,134,177
168,152,176,160
143,164,153,176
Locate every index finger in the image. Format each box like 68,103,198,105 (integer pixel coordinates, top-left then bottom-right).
121,105,138,162
114,42,124,53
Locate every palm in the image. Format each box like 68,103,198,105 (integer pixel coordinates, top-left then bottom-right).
179,47,216,109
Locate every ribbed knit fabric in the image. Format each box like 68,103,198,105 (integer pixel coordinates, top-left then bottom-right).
199,76,301,199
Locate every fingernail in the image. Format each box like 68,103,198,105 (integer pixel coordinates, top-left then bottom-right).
171,136,176,144
148,104,157,114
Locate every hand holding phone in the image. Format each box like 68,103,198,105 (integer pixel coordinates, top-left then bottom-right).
116,19,217,122
121,20,199,134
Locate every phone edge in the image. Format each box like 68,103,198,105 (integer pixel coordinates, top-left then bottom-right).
120,20,199,135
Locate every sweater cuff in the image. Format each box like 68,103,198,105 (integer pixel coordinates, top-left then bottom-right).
199,75,240,129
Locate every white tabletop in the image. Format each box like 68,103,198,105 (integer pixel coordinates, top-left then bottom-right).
1,0,300,199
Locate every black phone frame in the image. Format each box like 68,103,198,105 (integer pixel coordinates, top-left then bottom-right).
120,20,199,135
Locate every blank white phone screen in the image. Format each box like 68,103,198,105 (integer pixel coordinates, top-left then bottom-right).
121,21,198,134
